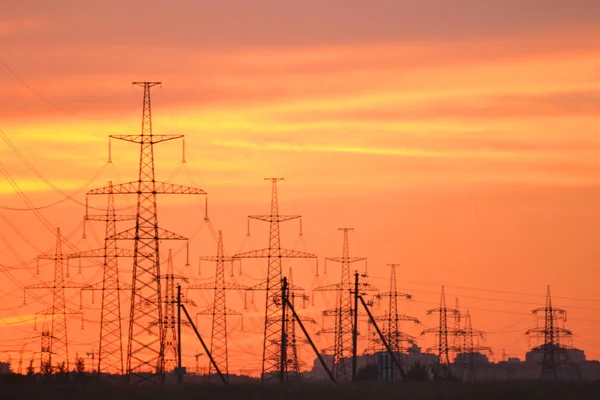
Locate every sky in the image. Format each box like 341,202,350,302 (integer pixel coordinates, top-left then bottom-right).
1,0,600,375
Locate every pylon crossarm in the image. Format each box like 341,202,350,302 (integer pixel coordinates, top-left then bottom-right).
110,227,187,241
325,256,366,264
198,255,235,262
87,181,206,196
248,214,300,223
233,248,316,259
85,214,136,222
110,134,184,145
188,282,247,290
73,248,137,258
376,291,412,299
37,253,80,261
313,283,342,292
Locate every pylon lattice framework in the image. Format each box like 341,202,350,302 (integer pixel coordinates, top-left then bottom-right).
421,286,463,376
525,286,573,380
373,264,420,354
233,178,316,383
461,310,492,382
87,82,206,383
26,228,90,371
188,230,245,379
314,228,366,382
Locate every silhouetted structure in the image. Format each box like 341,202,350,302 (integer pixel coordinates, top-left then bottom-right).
314,228,366,382
233,178,316,382
87,82,205,383
460,310,492,381
526,286,573,380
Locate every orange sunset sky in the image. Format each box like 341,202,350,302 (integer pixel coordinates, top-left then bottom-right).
1,0,600,374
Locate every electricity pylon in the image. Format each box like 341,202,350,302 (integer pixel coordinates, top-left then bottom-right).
156,249,194,373
421,286,462,378
39,322,52,373
461,310,492,381
452,298,461,360
281,266,315,380
314,228,367,382
81,181,135,377
26,228,90,371
525,286,572,380
373,264,420,354
189,230,245,380
87,82,206,383
233,178,316,382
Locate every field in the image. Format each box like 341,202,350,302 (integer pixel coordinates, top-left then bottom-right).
1,380,599,400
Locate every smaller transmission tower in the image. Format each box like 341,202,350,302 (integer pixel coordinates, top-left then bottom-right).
314,228,367,382
189,230,245,379
27,228,90,371
525,286,572,380
39,322,52,373
421,286,462,378
452,298,461,360
233,178,316,382
461,310,492,381
373,264,420,354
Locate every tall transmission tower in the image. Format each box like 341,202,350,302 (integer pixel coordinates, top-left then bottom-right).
189,230,245,379
421,286,462,378
314,228,366,382
452,298,461,360
82,181,135,377
525,286,572,380
87,82,206,383
27,228,90,372
461,310,492,381
233,178,316,382
373,264,420,354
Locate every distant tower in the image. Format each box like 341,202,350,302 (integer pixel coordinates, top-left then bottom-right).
314,228,366,382
189,230,245,380
82,181,135,377
421,286,462,378
27,228,89,371
452,298,462,360
374,264,419,355
525,286,572,380
39,322,52,373
87,82,206,383
461,310,492,381
233,178,316,382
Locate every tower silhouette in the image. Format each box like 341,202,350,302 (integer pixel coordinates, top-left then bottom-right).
461,310,492,381
373,264,419,355
314,228,366,382
27,228,89,372
233,178,316,382
421,286,462,378
189,230,245,380
82,181,135,377
525,286,572,380
87,82,206,383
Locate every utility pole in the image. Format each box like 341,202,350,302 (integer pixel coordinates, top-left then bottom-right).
87,82,206,384
233,178,316,383
421,287,462,379
525,286,572,380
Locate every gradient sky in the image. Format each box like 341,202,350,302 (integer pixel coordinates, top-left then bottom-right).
1,1,600,374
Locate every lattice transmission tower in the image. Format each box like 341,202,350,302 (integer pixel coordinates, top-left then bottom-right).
87,82,206,383
461,310,492,381
26,228,90,372
373,264,420,354
314,228,366,382
233,178,316,383
525,286,572,380
189,230,245,380
421,286,462,378
82,181,135,377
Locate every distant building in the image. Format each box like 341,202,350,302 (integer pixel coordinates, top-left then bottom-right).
0,362,10,375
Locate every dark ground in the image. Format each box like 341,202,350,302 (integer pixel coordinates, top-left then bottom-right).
1,380,600,400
